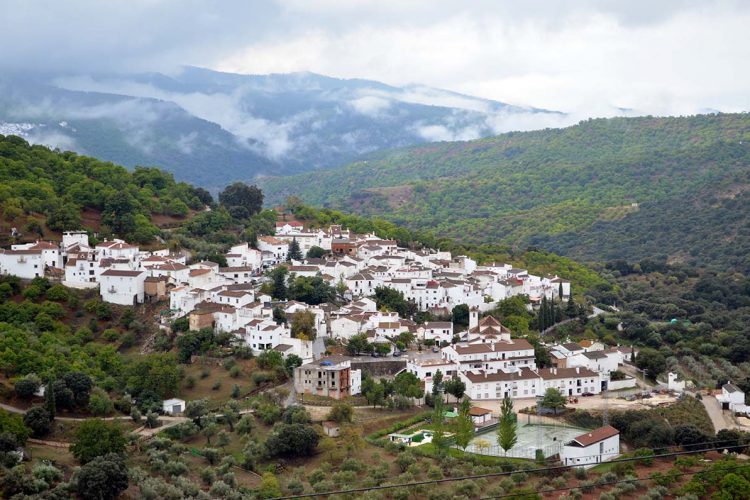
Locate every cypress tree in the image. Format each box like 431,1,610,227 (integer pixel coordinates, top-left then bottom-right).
44,381,56,420
288,238,302,261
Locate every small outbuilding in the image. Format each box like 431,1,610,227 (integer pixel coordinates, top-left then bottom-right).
469,406,493,426
322,421,341,437
162,398,186,415
561,425,620,468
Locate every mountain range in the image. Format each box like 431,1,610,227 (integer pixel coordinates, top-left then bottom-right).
261,113,750,272
0,67,564,189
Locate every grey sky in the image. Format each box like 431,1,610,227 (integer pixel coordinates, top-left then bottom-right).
3,0,748,115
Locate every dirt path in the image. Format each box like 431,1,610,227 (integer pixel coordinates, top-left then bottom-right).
701,394,733,432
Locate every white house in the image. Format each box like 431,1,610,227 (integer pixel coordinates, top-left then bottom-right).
568,351,619,374
718,382,746,411
460,367,542,400
162,398,186,415
0,248,46,279
561,425,620,468
99,269,146,305
539,367,601,396
420,322,454,344
257,236,288,265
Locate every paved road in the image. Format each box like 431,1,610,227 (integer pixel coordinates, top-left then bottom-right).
701,395,734,432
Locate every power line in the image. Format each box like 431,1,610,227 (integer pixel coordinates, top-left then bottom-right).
267,441,748,499
477,462,750,499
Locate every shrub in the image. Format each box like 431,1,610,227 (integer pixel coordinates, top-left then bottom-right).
14,374,41,399
102,329,119,342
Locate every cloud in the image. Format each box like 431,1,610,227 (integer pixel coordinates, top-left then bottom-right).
348,96,392,117
218,0,750,117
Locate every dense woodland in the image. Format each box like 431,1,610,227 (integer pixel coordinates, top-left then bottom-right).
0,135,212,244
262,113,750,273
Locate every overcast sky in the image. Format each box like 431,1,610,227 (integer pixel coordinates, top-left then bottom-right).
3,0,748,115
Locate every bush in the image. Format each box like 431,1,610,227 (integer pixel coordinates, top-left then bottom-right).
46,285,69,302
88,388,114,416
14,374,41,399
102,329,119,342
23,406,51,437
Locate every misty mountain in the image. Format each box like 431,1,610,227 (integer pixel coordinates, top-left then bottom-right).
0,67,563,188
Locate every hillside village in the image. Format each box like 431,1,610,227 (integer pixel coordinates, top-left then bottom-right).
0,221,645,408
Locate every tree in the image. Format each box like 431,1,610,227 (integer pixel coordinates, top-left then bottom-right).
23,406,51,437
257,349,284,369
432,370,444,397
291,310,317,340
431,397,449,455
393,372,424,399
307,246,326,259
498,396,517,455
218,182,263,217
14,374,41,399
265,423,320,457
269,267,288,300
258,472,282,499
282,405,312,425
346,333,371,355
540,388,566,415
635,348,666,380
62,371,93,407
288,238,303,261
444,377,466,402
76,453,129,500
453,398,474,451
452,304,470,327
674,424,711,451
566,294,577,318
0,410,30,446
88,387,114,416
364,381,385,408
327,403,354,423
71,420,126,464
285,354,303,374
185,399,210,423
236,415,256,436
126,353,180,399
44,381,56,419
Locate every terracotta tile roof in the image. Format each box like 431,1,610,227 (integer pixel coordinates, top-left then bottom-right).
469,407,492,416
538,367,598,380
569,426,619,447
463,367,539,383
100,269,144,277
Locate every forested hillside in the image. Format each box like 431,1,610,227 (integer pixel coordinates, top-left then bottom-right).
0,135,211,244
262,113,750,272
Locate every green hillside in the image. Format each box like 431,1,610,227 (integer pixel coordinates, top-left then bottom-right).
262,113,750,271
0,135,212,244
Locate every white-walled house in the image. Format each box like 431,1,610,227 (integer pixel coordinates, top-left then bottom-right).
330,316,365,340
420,322,454,344
718,382,746,411
99,269,146,305
561,426,620,468
0,248,45,279
460,368,542,400
539,367,601,396
567,351,619,374
257,236,288,265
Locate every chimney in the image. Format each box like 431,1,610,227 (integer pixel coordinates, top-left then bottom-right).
469,308,479,330
576,367,580,374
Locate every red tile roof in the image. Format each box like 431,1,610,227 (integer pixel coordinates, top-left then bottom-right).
570,425,619,447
